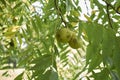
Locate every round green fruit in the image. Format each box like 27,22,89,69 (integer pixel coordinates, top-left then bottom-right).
56,28,72,43
115,2,120,13
68,35,82,49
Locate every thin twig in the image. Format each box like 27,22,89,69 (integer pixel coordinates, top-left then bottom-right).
103,0,120,14
54,0,67,27
106,3,113,29
84,0,90,15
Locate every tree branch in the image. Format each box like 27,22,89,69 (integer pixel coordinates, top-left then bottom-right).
54,0,67,27
84,0,90,15
103,0,120,14
106,4,113,29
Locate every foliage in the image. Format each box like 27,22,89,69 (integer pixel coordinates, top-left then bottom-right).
0,0,120,80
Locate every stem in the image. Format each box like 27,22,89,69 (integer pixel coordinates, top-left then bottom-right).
103,0,120,14
84,0,90,15
54,0,67,27
106,3,113,29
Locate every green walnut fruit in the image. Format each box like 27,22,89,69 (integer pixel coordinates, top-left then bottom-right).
68,34,82,49
56,28,72,43
115,2,120,13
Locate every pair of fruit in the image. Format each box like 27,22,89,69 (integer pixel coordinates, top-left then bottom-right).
56,28,82,49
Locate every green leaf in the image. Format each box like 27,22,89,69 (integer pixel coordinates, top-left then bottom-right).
92,68,109,80
86,42,101,65
60,1,66,15
66,0,71,12
88,53,102,72
90,0,94,9
83,22,94,42
18,16,23,25
14,72,24,80
60,50,70,59
110,71,120,80
49,69,58,80
35,15,42,32
2,71,9,77
67,15,79,22
102,28,115,63
113,37,120,78
92,23,103,44
31,19,40,37
35,67,58,80
86,44,94,64
13,2,22,9
31,54,52,70
45,0,54,10
0,0,6,6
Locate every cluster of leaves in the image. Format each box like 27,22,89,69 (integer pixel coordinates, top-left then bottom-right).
0,0,120,80
74,0,120,80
